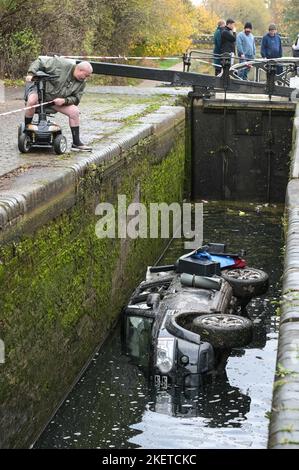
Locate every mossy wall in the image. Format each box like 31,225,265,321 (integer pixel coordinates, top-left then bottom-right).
0,122,185,448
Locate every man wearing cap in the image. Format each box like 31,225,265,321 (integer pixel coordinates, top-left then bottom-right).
261,24,283,75
236,22,256,80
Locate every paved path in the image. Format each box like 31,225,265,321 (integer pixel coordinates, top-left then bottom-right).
137,61,184,87
0,85,187,179
0,79,285,180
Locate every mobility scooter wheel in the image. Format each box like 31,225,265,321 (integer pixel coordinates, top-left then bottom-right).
18,123,25,138
18,133,31,153
53,134,67,155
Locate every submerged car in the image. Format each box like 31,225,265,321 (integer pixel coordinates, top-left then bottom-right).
122,243,269,389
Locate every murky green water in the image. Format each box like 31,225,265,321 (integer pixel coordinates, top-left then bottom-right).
35,201,283,449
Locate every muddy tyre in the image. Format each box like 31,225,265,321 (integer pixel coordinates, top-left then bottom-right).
192,314,253,348
221,267,269,299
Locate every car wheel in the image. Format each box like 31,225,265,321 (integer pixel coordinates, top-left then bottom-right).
221,267,269,299
192,314,253,348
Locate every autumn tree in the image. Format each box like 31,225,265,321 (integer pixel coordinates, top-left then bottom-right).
283,0,299,41
131,0,196,56
195,5,219,34
90,0,150,56
0,0,198,77
203,0,271,35
268,1,287,25
0,0,93,76
0,0,39,76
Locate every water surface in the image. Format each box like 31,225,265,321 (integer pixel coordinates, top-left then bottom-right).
35,201,283,449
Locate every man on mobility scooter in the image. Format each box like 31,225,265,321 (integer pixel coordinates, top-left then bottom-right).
21,56,93,153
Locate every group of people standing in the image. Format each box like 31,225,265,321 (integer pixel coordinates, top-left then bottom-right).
213,18,258,79
213,18,299,79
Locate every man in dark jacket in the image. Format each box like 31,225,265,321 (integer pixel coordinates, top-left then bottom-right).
221,18,237,65
213,19,226,75
261,23,283,75
25,56,93,151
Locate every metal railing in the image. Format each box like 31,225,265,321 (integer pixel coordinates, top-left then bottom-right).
191,34,291,47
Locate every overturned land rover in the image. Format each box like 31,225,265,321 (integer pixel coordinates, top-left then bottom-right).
122,243,269,389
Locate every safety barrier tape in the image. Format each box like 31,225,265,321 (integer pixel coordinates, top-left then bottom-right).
0,100,54,118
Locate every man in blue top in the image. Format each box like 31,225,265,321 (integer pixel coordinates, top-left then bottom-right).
213,19,226,76
261,23,283,75
236,22,256,80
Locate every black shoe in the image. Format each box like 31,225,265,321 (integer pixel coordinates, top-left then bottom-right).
71,143,92,152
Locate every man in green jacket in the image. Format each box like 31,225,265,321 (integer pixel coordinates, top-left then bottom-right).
25,56,93,151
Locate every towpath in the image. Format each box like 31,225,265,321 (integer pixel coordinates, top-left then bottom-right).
0,85,189,180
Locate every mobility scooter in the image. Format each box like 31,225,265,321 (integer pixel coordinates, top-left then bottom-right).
18,71,67,155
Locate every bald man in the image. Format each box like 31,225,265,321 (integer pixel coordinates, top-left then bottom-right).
24,56,93,151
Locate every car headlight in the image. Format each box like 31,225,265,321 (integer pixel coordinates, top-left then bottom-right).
156,337,175,374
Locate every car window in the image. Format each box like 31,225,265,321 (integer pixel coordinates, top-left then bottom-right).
125,315,153,368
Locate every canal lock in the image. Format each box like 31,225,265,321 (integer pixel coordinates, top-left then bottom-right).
34,95,297,449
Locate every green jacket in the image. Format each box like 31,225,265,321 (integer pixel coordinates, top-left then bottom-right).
28,56,86,106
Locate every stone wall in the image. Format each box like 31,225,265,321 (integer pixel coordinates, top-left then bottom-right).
268,104,299,448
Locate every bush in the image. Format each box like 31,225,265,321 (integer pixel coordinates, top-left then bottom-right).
6,29,41,78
